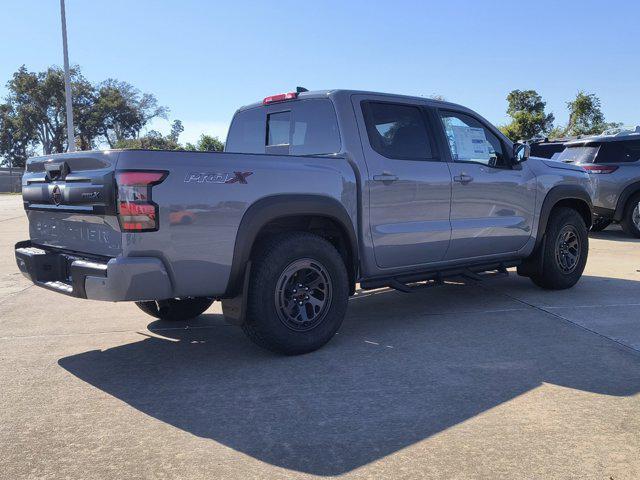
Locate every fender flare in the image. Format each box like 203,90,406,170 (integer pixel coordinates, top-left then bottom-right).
535,185,593,249
223,194,358,298
613,181,640,221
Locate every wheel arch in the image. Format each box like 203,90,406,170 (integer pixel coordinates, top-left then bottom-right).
536,185,593,249
613,181,640,221
223,195,358,298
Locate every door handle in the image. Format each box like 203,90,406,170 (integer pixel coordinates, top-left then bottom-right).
373,173,399,182
453,174,473,184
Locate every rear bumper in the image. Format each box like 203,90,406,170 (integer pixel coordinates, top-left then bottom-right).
14,241,172,301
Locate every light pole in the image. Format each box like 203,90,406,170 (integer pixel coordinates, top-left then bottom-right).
60,0,76,152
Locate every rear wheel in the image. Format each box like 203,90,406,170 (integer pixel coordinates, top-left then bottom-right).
620,192,640,238
242,232,349,355
590,217,611,232
135,297,214,321
529,207,588,290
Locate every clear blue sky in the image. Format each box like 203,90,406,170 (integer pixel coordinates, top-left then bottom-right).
1,0,638,144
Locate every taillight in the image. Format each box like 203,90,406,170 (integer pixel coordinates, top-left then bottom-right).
115,170,167,232
263,92,298,105
582,165,619,174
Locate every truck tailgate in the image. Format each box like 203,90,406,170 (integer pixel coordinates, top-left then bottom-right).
21,151,122,257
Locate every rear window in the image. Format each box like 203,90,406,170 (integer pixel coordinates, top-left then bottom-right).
362,102,434,159
267,112,290,147
225,99,341,155
556,145,600,164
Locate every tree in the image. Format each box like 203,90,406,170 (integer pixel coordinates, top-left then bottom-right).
4,65,93,154
72,74,100,150
0,65,169,164
91,79,167,148
564,91,611,136
113,119,183,151
167,119,184,143
499,89,554,141
0,103,36,167
185,133,224,152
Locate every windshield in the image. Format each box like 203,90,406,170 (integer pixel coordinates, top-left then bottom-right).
556,145,600,164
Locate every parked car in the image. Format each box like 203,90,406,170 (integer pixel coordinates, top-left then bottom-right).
555,127,640,236
15,89,594,354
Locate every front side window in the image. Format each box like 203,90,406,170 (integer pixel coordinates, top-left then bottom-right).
362,102,434,160
440,111,506,167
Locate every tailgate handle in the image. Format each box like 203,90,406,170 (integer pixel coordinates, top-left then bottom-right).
44,161,70,181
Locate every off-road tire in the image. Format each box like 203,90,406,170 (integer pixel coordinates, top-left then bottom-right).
529,207,588,290
242,232,349,355
620,192,640,238
135,297,214,321
590,217,611,232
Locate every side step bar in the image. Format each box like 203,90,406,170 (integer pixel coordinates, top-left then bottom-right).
360,262,517,293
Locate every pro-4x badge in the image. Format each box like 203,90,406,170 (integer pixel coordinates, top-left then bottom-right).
184,171,253,184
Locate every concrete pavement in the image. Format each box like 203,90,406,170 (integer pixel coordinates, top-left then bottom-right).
0,194,639,479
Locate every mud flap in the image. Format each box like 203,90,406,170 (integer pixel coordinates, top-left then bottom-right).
221,261,251,325
517,235,546,278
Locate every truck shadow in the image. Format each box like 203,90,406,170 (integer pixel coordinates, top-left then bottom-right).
590,228,640,243
58,276,640,476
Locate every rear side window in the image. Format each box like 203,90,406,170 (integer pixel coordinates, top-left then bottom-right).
362,102,434,159
225,99,341,155
595,140,640,164
290,100,341,155
225,107,264,154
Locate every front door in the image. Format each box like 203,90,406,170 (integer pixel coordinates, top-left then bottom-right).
437,109,536,260
355,97,452,269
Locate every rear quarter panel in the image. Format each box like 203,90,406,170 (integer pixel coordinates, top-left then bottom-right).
116,150,357,297
591,163,640,211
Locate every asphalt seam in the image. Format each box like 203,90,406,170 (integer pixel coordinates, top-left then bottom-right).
477,281,640,356
0,215,24,223
0,284,34,305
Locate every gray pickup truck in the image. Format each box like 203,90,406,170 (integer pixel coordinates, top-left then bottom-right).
15,89,594,354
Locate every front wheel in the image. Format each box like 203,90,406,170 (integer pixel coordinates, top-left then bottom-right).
242,232,349,355
529,207,588,290
620,192,640,238
135,297,214,321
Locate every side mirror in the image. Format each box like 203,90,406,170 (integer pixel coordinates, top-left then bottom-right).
513,142,530,163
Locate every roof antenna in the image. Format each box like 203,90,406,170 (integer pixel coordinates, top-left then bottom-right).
296,86,308,93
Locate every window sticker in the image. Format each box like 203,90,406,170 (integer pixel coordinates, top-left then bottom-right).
451,125,492,161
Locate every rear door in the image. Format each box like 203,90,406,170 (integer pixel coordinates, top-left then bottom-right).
436,109,536,260
353,95,452,269
21,152,122,257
